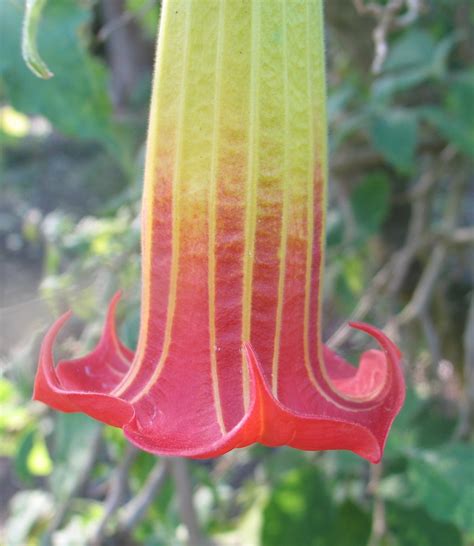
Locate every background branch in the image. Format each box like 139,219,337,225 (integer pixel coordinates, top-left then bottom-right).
171,459,213,546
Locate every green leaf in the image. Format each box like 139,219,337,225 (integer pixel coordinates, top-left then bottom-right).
386,502,463,546
406,445,474,534
27,433,53,477
373,67,431,99
370,109,418,172
430,32,465,79
325,209,344,247
448,71,474,126
22,0,53,79
373,30,461,98
14,428,36,484
420,71,474,157
351,173,391,237
262,466,333,546
261,466,370,546
49,413,101,501
373,29,435,98
341,254,365,295
0,0,122,156
331,501,371,546
410,398,457,448
383,30,436,72
385,392,456,455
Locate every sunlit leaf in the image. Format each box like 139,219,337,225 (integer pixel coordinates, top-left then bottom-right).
27,434,53,476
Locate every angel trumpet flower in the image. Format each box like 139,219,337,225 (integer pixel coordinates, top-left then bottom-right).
34,0,404,463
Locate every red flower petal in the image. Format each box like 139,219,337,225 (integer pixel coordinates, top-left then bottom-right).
34,296,403,463
33,298,134,429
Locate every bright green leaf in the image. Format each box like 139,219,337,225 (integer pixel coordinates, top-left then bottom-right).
27,434,53,476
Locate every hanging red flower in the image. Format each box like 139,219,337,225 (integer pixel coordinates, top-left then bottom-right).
34,0,404,463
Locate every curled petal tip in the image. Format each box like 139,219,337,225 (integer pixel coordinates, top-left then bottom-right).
33,311,74,408
109,289,123,308
344,322,405,410
348,321,403,360
34,306,134,428
241,343,386,462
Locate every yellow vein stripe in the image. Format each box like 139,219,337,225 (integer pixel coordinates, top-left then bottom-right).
301,4,382,412
111,4,172,396
131,0,193,403
271,2,290,398
314,2,330,392
241,0,261,411
208,1,226,435
302,0,334,404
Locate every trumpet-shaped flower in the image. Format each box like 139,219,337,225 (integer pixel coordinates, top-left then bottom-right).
34,0,404,463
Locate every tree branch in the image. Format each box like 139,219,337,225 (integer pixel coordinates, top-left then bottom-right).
90,444,138,545
171,459,213,546
117,458,170,534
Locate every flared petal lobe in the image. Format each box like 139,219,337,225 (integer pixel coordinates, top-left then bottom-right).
34,0,405,462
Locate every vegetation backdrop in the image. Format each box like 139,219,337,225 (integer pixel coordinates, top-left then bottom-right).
0,1,473,545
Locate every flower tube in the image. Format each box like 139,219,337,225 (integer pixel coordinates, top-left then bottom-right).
34,0,404,463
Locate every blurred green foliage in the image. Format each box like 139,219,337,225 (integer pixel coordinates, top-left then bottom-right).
2,1,117,150
0,1,473,545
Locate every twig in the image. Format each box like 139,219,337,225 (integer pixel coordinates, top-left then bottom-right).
393,163,438,202
330,138,445,178
396,245,446,325
171,459,213,546
327,262,392,349
90,444,138,545
448,226,474,245
327,149,463,350
396,0,425,27
117,458,170,533
97,0,156,42
387,181,432,297
395,174,465,326
419,310,441,367
333,177,357,244
367,463,386,546
42,426,103,546
353,0,424,73
455,295,474,439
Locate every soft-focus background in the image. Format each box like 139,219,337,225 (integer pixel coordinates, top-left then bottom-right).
1,1,473,545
